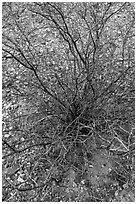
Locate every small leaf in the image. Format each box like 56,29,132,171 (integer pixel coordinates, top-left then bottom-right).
5,166,19,175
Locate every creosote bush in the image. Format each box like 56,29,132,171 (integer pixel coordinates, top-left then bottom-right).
2,2,134,202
